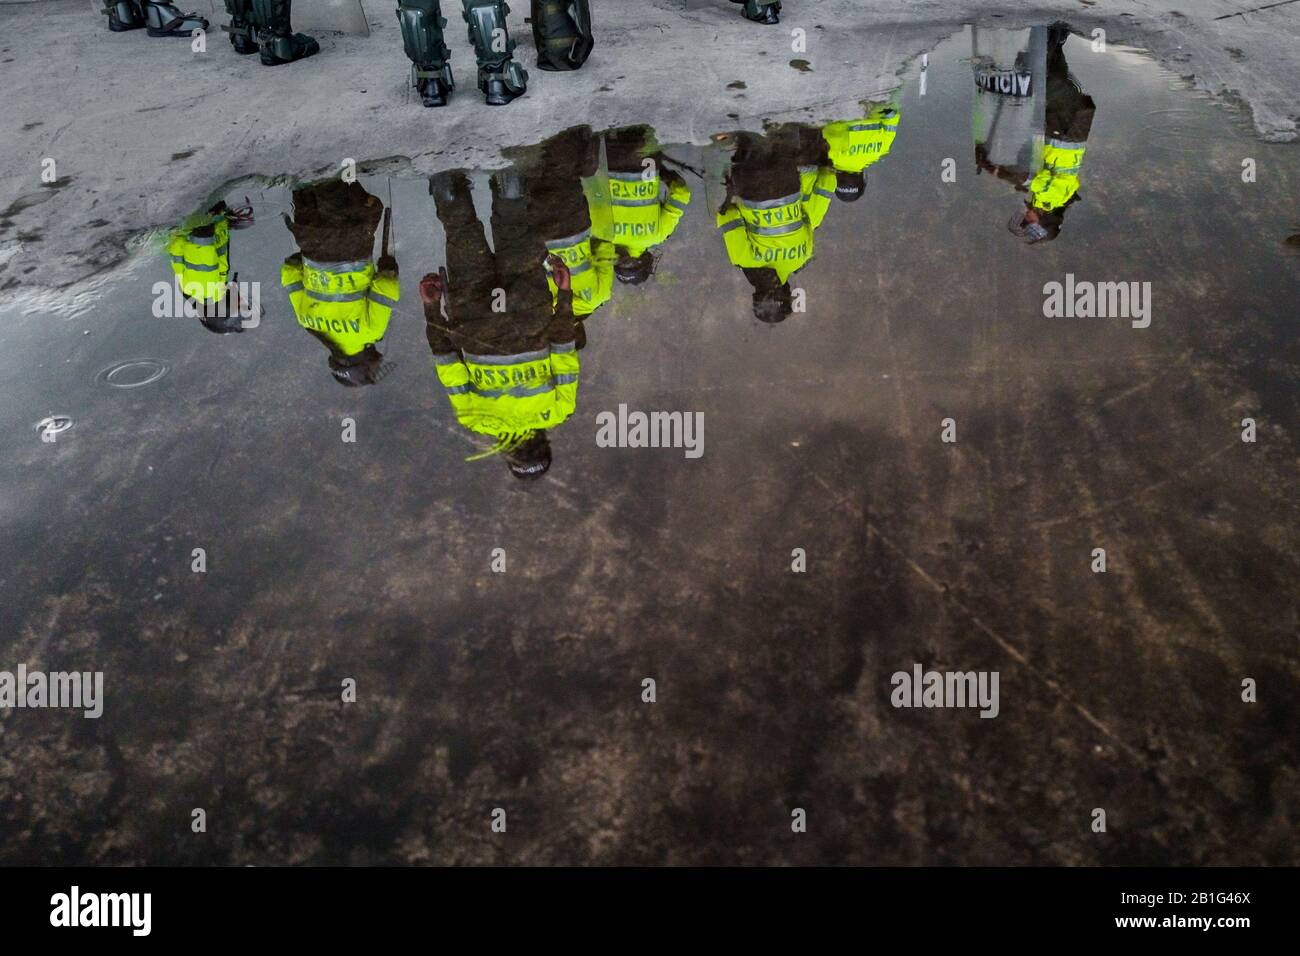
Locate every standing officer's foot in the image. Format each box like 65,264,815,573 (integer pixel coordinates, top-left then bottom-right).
258,32,319,65
742,1,780,24
227,16,259,54
419,77,452,108
253,0,319,64
482,73,521,106
103,1,145,31
141,1,208,36
483,75,513,106
478,60,527,106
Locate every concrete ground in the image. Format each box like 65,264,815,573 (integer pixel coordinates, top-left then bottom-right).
2,0,1300,306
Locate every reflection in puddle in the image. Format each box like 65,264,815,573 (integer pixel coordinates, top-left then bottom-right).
283,179,398,387
135,24,1295,481
4,24,1298,866
974,24,1092,244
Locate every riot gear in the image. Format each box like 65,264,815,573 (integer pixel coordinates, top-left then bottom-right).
530,0,594,71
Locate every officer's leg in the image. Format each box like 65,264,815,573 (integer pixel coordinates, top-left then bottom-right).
100,1,145,31
491,169,553,332
431,171,497,325
530,0,594,72
730,131,800,204
398,1,455,107
729,0,781,25
541,125,599,179
780,122,828,168
223,0,259,55
603,125,654,173
460,0,528,106
249,0,319,66
139,0,209,37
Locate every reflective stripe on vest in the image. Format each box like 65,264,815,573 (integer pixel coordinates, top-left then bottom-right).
434,346,579,438
824,108,900,173
290,259,398,356
1030,140,1087,211
169,217,230,303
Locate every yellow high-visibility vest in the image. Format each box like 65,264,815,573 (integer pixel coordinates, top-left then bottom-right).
594,171,692,256
1028,138,1086,212
716,166,835,283
822,105,901,173
282,257,399,356
544,228,614,317
167,216,229,304
432,343,580,442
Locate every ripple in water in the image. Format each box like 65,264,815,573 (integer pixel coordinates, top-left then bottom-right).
96,359,170,389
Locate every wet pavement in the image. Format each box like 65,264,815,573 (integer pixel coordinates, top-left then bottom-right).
1,28,1298,865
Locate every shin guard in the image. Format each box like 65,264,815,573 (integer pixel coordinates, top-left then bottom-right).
461,0,527,102
398,1,455,105
530,0,593,71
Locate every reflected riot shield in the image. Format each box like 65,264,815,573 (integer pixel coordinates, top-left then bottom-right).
970,25,1046,172
582,134,616,244
702,133,738,218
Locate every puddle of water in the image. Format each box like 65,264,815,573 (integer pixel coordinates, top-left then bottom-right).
1,26,1297,864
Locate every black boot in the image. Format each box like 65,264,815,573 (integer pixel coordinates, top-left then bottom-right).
417,72,454,107
141,1,209,37
231,21,259,55
251,0,320,66
741,0,780,25
481,70,518,107
223,0,259,54
102,1,146,31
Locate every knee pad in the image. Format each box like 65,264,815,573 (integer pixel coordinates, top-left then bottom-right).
398,1,451,68
531,0,593,71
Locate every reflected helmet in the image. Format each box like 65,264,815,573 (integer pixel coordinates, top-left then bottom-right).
835,171,866,202
614,251,656,285
504,431,552,480
329,348,391,387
